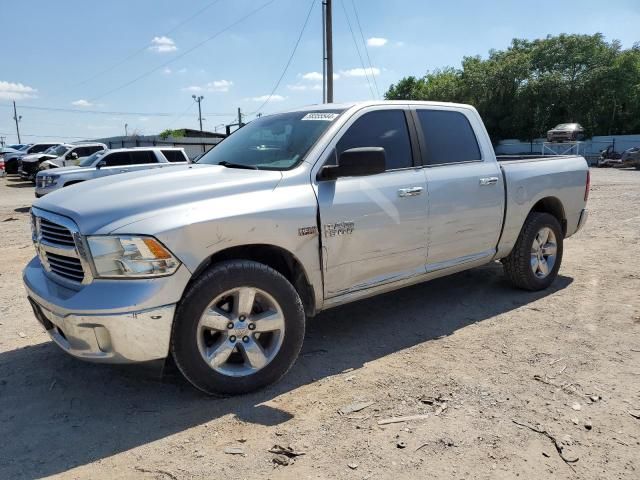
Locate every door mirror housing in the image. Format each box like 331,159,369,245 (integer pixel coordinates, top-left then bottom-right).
96,160,107,169
319,147,386,180
68,152,79,160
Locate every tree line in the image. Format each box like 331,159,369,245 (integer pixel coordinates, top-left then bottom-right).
385,34,640,142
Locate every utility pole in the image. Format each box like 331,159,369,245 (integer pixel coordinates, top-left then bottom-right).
13,101,22,143
237,107,243,127
192,95,204,132
323,0,334,103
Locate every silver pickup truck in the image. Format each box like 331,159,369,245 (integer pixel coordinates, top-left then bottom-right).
23,101,589,395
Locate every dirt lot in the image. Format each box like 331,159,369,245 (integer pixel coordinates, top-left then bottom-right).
0,169,638,480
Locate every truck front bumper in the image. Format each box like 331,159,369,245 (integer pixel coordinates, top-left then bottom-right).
23,257,191,363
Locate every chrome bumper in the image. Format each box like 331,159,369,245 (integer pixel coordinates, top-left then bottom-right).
23,257,191,363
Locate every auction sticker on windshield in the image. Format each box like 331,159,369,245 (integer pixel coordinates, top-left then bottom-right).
301,112,339,121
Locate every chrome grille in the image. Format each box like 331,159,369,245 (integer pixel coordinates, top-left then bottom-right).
32,208,90,285
39,218,76,246
45,252,85,282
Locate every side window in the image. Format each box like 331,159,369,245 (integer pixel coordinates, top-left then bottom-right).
31,144,50,153
129,150,158,164
88,146,105,155
103,152,131,167
336,110,413,170
161,149,187,162
416,110,481,165
73,147,88,157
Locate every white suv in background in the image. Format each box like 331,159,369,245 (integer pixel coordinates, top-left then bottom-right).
35,147,189,197
20,143,107,181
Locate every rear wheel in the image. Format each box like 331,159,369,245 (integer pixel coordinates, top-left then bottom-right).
502,212,563,291
171,260,305,395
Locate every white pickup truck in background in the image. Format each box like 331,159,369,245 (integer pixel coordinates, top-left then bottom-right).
24,101,589,395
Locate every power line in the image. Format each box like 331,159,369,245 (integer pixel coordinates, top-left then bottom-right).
55,0,224,95
251,0,317,114
339,0,375,99
350,0,380,98
0,131,89,140
88,0,278,102
0,103,233,117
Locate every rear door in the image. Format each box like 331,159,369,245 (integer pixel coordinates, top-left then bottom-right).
412,106,504,270
315,106,428,298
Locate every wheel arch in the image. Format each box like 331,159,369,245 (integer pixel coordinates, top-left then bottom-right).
187,244,317,317
530,196,567,236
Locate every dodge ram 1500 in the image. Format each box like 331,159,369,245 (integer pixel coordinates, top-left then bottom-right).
24,101,589,395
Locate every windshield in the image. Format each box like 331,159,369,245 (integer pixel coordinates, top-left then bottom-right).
79,150,106,167
19,144,32,150
197,109,344,170
48,145,70,156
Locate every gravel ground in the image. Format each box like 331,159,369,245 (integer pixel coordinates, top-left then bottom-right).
0,169,638,480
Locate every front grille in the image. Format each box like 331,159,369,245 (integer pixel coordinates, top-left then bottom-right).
33,210,89,285
22,162,40,174
45,252,85,282
39,218,76,246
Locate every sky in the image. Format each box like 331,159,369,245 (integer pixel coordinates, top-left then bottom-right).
0,0,638,144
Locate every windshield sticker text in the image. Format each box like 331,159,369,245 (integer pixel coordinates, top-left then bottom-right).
302,113,339,121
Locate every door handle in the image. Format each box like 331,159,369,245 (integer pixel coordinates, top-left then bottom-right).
479,177,499,186
398,186,423,197
119,169,129,173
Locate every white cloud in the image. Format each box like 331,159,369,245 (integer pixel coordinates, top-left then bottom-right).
0,81,37,100
247,94,286,102
163,67,172,75
177,67,188,74
71,99,93,107
287,84,322,91
182,79,233,93
340,67,381,77
149,36,177,53
300,72,339,81
367,37,388,47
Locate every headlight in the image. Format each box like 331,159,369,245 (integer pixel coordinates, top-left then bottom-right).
87,235,180,278
42,175,59,186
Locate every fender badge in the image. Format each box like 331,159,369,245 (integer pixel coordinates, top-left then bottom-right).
298,226,318,236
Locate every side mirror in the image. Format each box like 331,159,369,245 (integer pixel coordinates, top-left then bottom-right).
319,147,386,180
96,160,106,169
68,152,79,160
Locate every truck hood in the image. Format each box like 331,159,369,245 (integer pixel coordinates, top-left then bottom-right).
21,153,57,163
33,164,283,234
39,165,89,175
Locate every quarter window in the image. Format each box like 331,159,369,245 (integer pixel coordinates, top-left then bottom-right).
416,110,481,165
337,110,413,170
161,149,187,162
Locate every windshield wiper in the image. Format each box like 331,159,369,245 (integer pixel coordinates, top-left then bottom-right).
218,161,258,170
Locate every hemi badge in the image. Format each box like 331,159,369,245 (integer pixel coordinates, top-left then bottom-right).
298,226,318,237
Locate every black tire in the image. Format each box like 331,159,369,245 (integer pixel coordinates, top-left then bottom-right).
5,160,18,174
171,260,305,396
502,212,563,291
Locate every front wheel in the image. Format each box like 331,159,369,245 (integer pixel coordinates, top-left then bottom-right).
171,260,305,395
502,212,564,291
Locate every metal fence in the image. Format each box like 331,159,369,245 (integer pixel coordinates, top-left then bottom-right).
495,134,640,165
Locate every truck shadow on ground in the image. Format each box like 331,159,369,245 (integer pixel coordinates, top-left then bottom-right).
0,263,572,479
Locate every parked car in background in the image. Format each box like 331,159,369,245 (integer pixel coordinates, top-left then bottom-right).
34,147,188,197
547,123,585,142
24,101,590,395
621,147,640,169
597,145,623,167
20,142,107,181
3,143,60,174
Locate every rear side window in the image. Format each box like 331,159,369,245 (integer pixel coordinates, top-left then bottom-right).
337,110,413,170
129,151,158,164
161,149,187,162
415,110,481,165
31,144,53,153
104,152,131,166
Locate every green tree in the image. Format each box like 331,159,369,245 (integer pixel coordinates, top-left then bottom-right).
385,34,640,142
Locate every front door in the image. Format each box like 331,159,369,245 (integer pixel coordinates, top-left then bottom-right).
316,107,428,298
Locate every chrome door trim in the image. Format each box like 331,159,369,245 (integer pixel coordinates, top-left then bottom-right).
398,186,423,197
